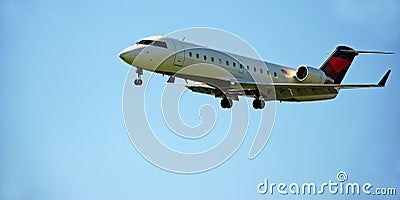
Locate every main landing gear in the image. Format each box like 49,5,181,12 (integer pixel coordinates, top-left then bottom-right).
134,68,143,86
252,98,265,109
220,98,233,109
220,98,265,109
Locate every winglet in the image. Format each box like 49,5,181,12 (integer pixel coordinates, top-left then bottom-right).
378,69,391,87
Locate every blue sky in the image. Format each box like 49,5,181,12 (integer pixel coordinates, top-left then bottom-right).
1,0,399,199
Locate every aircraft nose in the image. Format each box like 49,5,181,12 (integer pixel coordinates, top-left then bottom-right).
119,49,135,64
119,46,141,64
119,51,131,63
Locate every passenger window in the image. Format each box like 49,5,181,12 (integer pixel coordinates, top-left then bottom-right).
247,65,250,70
226,60,229,66
267,71,270,75
233,62,236,67
211,57,214,62
260,68,263,74
219,58,222,64
254,67,256,72
196,53,199,59
240,64,243,69
204,55,207,60
189,52,192,57
274,72,277,77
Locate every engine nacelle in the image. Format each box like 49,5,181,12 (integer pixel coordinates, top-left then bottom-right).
295,65,329,84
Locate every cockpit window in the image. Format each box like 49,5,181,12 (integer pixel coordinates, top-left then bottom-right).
136,40,168,49
137,40,154,45
152,41,168,48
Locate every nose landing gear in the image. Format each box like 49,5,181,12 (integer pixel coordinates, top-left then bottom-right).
134,68,143,86
134,79,143,86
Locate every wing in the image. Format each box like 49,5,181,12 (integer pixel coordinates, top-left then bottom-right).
182,69,391,101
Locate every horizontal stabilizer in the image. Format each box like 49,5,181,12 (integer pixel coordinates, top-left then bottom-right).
342,50,394,54
326,50,394,55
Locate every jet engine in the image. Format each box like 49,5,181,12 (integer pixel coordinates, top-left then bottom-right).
295,65,328,84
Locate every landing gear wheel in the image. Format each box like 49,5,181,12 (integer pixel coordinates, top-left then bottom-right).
252,98,265,109
220,98,233,109
260,99,265,109
134,79,143,86
133,68,143,86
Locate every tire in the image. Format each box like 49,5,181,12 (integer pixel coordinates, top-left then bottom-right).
221,98,232,109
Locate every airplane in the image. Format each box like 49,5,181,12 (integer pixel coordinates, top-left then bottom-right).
118,35,392,109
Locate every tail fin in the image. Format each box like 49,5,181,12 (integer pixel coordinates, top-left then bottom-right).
320,46,358,84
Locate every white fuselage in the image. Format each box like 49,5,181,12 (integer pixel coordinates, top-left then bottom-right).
119,36,338,101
